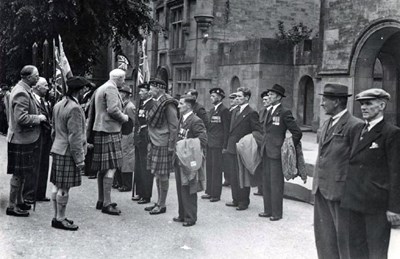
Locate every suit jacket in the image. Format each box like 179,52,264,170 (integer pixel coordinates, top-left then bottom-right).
262,104,302,159
193,102,209,128
341,120,400,214
207,103,230,148
33,93,52,132
312,111,363,201
51,97,87,164
226,105,262,154
178,112,207,149
6,80,42,144
92,80,128,133
135,98,154,145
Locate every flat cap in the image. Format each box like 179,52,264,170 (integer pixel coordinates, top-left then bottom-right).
355,88,391,101
229,93,237,99
209,87,225,98
320,83,352,97
149,78,167,90
66,76,91,91
260,90,269,98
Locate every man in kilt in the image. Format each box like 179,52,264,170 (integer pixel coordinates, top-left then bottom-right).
6,65,47,217
90,69,129,215
50,76,90,230
144,79,179,215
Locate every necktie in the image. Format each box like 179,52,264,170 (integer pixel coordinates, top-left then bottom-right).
359,122,369,140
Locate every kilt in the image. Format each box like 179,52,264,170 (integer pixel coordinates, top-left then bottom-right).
147,143,174,177
91,131,123,171
7,141,39,177
50,154,81,188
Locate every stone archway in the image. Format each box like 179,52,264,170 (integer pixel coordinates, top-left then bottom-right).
297,75,315,128
351,21,400,125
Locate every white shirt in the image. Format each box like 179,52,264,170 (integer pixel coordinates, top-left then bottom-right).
367,116,383,131
239,103,249,113
143,97,152,106
214,102,222,111
182,111,193,123
33,92,41,103
331,109,347,127
271,103,281,115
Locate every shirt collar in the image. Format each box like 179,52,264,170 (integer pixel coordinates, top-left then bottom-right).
271,103,281,114
239,103,249,113
182,111,193,122
143,97,152,105
32,92,41,102
155,94,163,102
214,102,222,110
331,109,347,127
367,116,383,131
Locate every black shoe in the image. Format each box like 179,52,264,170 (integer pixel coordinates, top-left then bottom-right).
149,205,166,215
173,217,184,223
201,194,211,199
131,196,141,201
144,203,157,211
112,184,119,189
96,201,103,210
52,217,74,225
17,203,31,211
253,192,263,196
102,203,121,215
236,206,248,211
37,197,51,202
52,219,78,231
118,186,131,192
24,199,35,204
258,212,272,218
138,198,150,204
270,216,282,221
183,221,196,227
6,207,29,217
210,198,220,202
225,202,238,207
88,175,97,179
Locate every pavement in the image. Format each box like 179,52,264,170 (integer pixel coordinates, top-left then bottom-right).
0,134,399,259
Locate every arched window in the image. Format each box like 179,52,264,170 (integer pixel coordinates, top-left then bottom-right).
231,76,240,93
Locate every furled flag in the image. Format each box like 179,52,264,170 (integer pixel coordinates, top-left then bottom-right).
137,39,150,85
58,35,73,78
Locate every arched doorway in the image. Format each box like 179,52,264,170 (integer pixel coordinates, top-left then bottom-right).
297,75,315,127
352,21,400,125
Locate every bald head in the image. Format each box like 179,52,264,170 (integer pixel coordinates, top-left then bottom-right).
20,65,39,86
33,77,49,97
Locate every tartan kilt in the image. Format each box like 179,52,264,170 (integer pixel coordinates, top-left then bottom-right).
91,131,123,171
50,154,81,188
7,141,39,177
147,143,174,176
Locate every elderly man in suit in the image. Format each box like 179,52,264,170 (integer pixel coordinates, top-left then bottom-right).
341,89,400,259
90,68,129,216
144,79,179,215
224,87,262,211
6,65,47,217
23,77,52,204
201,88,230,202
173,95,207,227
50,76,89,231
260,84,302,221
312,84,363,259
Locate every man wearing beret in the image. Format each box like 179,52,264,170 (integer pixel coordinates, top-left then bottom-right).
260,84,302,221
49,76,89,230
201,88,230,202
312,84,363,259
145,78,179,215
341,88,400,259
132,82,154,205
186,89,209,128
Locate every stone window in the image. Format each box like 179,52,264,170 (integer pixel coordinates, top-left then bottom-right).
170,5,184,49
174,66,191,94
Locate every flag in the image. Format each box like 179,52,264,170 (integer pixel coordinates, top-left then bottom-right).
137,39,150,85
117,55,130,71
58,35,73,78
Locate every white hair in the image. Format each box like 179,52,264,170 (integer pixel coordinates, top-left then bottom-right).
109,69,126,80
33,77,47,89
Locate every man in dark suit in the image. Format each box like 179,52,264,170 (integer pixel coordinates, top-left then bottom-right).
224,87,262,211
173,95,207,227
186,89,209,127
260,84,302,221
312,84,363,259
341,88,400,259
201,88,230,202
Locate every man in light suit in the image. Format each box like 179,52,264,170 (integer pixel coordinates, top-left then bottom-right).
224,87,262,211
6,65,47,217
341,89,400,259
89,68,129,216
202,88,229,202
312,84,363,259
173,95,207,226
260,84,302,221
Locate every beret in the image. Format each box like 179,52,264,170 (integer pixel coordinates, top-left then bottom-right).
138,82,150,91
149,78,167,90
261,90,269,98
355,88,390,101
209,87,225,98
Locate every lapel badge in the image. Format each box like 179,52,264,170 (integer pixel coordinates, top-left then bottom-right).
369,142,379,149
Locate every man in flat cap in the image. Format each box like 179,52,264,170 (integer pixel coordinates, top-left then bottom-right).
341,88,400,259
145,78,179,215
260,84,302,220
312,83,363,259
201,88,230,202
186,89,209,128
49,76,90,230
132,82,154,205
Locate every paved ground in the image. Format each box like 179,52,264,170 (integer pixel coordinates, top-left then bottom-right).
0,134,399,259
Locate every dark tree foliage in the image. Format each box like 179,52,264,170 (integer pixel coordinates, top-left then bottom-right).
0,0,156,83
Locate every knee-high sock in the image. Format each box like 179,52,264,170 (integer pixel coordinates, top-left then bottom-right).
17,178,25,204
103,169,116,207
56,189,69,221
159,179,169,208
156,178,161,205
97,171,105,202
51,186,58,219
9,175,21,207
